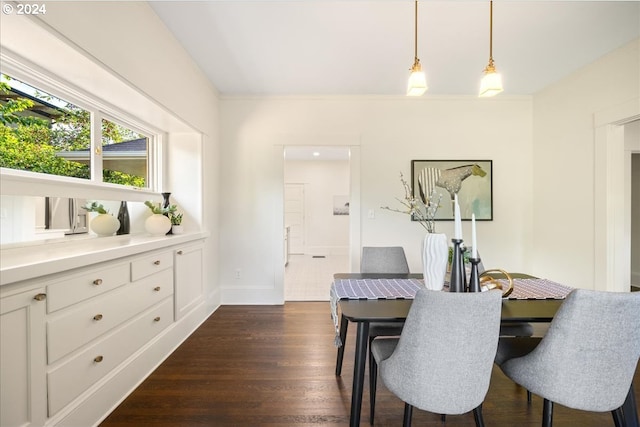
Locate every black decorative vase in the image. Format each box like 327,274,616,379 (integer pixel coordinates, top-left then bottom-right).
161,192,171,214
468,257,482,292
116,201,130,235
161,192,172,235
449,239,465,292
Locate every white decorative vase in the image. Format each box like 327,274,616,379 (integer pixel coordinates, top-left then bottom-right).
171,225,184,235
422,233,449,291
145,214,171,236
90,214,120,237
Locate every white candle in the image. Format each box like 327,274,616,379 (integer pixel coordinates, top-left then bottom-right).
471,213,477,258
454,194,462,240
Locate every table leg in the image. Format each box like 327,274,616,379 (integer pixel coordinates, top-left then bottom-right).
350,321,369,427
622,382,638,427
335,314,349,376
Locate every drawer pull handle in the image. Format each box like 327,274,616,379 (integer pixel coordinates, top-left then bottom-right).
33,293,47,301
154,286,161,292
177,250,184,255
154,316,161,322
93,314,103,321
93,279,103,286
153,260,161,265
94,355,104,363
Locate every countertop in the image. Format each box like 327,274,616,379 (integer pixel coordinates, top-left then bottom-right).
0,231,209,286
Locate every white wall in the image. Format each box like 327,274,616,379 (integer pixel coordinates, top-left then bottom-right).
285,160,350,255
532,39,639,290
6,3,633,303
0,3,221,304
219,96,533,303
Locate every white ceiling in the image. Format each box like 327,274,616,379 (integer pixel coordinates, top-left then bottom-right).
150,1,640,97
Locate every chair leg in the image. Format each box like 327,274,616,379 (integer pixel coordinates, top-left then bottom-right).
527,390,532,403
441,414,447,422
369,348,377,425
473,404,485,427
542,399,554,427
402,403,413,427
335,314,348,376
622,383,639,427
612,407,625,427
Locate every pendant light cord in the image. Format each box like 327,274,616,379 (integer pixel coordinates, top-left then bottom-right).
414,0,419,63
488,1,494,63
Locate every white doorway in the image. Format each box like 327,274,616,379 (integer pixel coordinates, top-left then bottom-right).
594,101,640,292
284,183,305,255
283,146,351,301
628,121,640,288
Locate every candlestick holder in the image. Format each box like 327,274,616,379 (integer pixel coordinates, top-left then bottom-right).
449,239,465,292
461,245,469,292
468,257,482,292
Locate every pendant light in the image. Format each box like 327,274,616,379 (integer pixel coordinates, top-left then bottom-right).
407,0,427,96
479,1,503,97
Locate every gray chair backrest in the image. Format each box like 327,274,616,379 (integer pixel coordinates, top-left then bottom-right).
379,288,502,415
361,246,410,274
501,289,640,412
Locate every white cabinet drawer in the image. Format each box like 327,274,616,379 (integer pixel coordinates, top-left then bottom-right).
47,297,173,416
131,251,173,281
46,262,129,313
47,268,173,364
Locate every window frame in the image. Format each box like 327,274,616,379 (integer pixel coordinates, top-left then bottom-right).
1,55,163,199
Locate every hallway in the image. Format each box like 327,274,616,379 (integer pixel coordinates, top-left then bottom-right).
284,254,349,301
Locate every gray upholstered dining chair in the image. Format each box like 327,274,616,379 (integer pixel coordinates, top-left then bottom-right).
370,288,503,426
335,246,410,376
360,246,410,275
495,289,640,427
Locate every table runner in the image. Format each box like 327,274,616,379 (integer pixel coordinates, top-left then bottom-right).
329,277,573,347
500,278,574,300
332,278,424,300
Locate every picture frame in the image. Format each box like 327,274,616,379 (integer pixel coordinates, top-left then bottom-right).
410,160,493,221
333,195,350,216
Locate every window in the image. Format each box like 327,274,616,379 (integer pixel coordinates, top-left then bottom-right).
101,118,147,187
0,73,151,188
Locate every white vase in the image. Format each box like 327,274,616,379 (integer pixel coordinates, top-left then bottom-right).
171,225,184,235
422,233,449,291
145,214,171,236
90,214,120,237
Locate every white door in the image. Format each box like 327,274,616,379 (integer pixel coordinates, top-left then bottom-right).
284,184,305,254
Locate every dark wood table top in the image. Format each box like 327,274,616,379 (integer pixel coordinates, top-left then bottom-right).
335,273,564,323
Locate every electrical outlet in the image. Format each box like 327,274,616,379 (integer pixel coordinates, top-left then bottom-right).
235,269,241,279
368,209,375,219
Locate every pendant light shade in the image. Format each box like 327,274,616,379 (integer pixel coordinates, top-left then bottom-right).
407,0,427,96
479,1,503,97
408,60,427,96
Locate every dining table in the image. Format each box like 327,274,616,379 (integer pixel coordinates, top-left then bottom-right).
330,272,638,427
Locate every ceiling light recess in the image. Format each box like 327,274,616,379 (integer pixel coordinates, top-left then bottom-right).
479,0,503,97
407,0,427,96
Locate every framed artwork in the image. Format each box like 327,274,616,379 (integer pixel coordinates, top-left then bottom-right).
333,195,350,215
410,160,493,221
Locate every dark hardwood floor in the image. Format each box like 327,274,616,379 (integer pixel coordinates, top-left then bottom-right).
101,302,640,426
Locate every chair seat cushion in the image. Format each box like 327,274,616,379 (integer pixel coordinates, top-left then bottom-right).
499,322,534,337
369,322,404,338
495,337,541,366
371,337,399,364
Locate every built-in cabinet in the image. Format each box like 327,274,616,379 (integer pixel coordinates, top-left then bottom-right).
0,287,48,427
174,243,204,320
0,236,207,427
